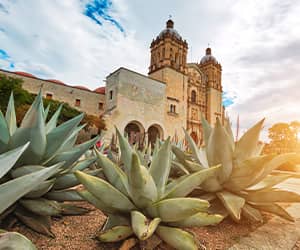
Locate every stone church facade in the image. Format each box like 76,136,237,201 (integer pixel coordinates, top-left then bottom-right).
104,19,224,145
0,19,224,146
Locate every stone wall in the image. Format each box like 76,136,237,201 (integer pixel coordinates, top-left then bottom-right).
104,68,166,142
0,69,105,117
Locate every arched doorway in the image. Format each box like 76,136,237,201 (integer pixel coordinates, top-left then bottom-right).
190,131,198,145
147,124,163,147
124,121,145,147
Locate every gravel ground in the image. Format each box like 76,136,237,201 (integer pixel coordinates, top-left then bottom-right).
12,202,268,250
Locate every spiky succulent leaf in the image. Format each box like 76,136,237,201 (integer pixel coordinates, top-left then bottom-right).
147,198,209,222
169,211,223,227
10,91,46,165
97,226,133,242
149,137,171,197
95,149,129,195
0,111,10,152
156,226,198,250
45,104,63,133
0,143,29,178
0,162,62,214
0,231,37,250
75,170,136,212
128,153,157,208
131,210,161,240
5,92,17,136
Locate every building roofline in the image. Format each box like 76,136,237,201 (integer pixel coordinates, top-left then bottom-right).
0,68,105,96
106,67,166,85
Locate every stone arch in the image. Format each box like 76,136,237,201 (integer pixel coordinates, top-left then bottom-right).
147,124,164,147
124,120,145,147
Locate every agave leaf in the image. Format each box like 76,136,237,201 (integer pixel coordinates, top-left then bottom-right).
95,149,129,195
98,226,133,242
0,111,10,152
234,119,265,163
251,153,297,186
58,124,86,152
244,189,300,203
71,157,97,172
75,171,136,212
169,211,223,227
10,165,45,178
149,138,171,197
131,210,161,240
116,127,133,174
224,118,234,145
10,91,46,165
224,155,275,191
46,190,83,201
25,179,56,198
0,162,62,214
77,190,113,213
242,204,263,222
44,113,84,160
43,104,50,122
246,174,292,192
129,153,157,208
208,199,229,217
45,136,99,168
5,92,17,136
171,161,190,175
0,231,37,250
201,114,212,146
0,143,30,179
216,191,245,222
147,198,209,222
201,176,223,192
252,203,294,221
53,169,102,190
183,129,207,167
164,165,221,198
156,226,198,250
102,214,130,231
14,209,54,237
60,203,90,215
20,198,62,216
207,118,233,183
45,104,63,133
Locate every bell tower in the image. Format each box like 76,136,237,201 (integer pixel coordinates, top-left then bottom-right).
148,19,188,75
148,19,189,140
198,47,223,124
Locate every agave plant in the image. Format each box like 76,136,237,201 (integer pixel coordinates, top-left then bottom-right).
0,92,100,236
174,117,300,222
75,129,223,250
0,230,37,250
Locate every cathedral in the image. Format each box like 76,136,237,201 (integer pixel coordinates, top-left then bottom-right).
104,19,224,145
0,19,224,146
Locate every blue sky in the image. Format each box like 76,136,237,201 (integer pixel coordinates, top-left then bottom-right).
0,0,300,139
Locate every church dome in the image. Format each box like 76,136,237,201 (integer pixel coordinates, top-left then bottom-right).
200,47,218,64
158,19,182,40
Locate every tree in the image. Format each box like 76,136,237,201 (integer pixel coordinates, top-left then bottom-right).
264,122,299,154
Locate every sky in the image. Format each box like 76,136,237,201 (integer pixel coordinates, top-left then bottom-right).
0,0,299,141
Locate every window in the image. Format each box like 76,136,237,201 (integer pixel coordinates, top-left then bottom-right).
109,90,113,100
75,99,81,107
170,104,176,113
98,102,104,110
191,90,196,103
46,93,53,100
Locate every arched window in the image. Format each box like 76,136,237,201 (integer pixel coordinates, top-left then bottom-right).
191,90,196,103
